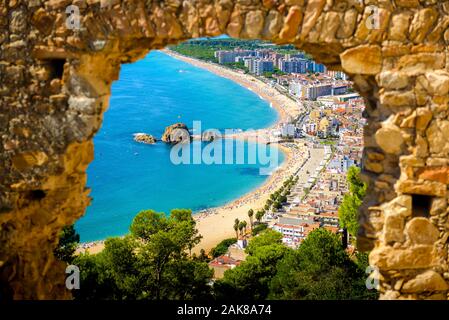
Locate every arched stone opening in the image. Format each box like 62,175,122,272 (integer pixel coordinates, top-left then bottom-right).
1,0,449,300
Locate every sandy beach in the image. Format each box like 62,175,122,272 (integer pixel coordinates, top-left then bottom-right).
164,49,301,124
77,51,306,255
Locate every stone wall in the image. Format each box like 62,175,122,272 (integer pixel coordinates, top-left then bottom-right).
1,0,448,299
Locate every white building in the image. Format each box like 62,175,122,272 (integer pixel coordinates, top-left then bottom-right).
281,124,296,138
289,82,333,100
216,51,238,64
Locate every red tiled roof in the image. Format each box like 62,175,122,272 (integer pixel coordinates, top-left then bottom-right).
208,255,241,267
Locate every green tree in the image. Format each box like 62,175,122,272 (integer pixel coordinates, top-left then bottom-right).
338,166,367,237
347,166,367,199
209,238,237,258
251,223,268,236
54,225,80,264
238,221,245,238
74,209,212,300
255,210,264,223
73,252,121,300
247,209,254,228
214,230,290,300
269,228,373,300
245,230,283,255
73,236,139,300
279,195,287,203
233,219,240,239
193,249,210,262
241,221,248,236
129,209,168,241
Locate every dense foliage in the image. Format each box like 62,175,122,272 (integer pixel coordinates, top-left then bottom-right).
170,43,217,61
70,206,376,300
170,39,311,67
338,166,367,237
251,223,268,236
269,229,376,300
215,229,377,300
215,228,375,300
210,238,237,258
214,230,289,300
265,175,298,214
73,209,213,300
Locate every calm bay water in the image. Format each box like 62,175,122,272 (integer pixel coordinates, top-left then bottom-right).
76,51,282,242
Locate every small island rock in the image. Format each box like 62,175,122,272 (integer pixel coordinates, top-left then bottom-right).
161,123,191,144
133,133,157,144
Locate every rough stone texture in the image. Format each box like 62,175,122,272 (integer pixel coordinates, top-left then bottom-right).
161,122,190,144
402,271,449,293
1,0,449,300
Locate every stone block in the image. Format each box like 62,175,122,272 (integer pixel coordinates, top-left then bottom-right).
384,213,405,243
370,245,438,270
378,71,410,90
416,167,449,184
398,53,445,76
341,45,382,75
398,180,447,197
388,12,412,41
415,107,432,131
12,151,48,170
375,125,404,155
243,10,264,38
402,271,449,293
405,218,440,245
380,90,416,108
426,120,449,155
409,8,438,43
279,6,303,41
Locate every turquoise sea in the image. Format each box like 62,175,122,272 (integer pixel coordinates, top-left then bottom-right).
76,51,283,242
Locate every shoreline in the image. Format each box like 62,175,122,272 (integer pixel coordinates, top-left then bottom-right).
163,49,301,125
77,51,304,255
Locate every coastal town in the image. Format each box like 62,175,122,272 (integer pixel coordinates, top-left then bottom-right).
181,45,366,278
78,42,366,281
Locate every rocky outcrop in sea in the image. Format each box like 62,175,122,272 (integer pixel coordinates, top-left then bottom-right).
133,133,157,144
161,123,191,144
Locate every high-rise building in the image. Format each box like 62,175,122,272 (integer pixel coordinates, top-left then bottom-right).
331,85,348,96
244,57,254,70
251,60,274,76
289,81,332,100
306,61,326,73
327,70,348,80
314,63,326,73
216,51,238,64
279,58,307,73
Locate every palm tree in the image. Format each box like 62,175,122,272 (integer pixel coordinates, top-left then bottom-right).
247,209,254,228
238,221,245,238
242,220,248,236
233,219,240,239
256,210,264,223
